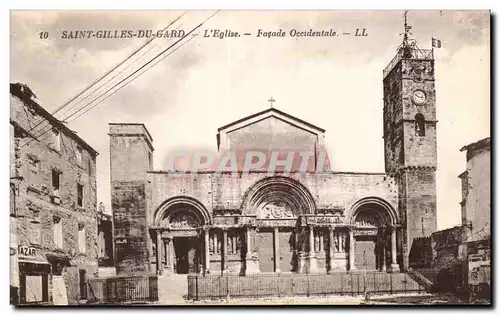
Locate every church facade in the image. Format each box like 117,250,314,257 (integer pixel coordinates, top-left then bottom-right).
109,42,438,277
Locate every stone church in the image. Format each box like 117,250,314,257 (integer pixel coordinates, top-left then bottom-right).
109,40,438,277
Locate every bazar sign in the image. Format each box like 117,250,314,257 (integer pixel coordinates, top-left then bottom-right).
18,245,37,257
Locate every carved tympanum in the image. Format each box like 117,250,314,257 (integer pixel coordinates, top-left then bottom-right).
163,210,200,229
258,201,295,219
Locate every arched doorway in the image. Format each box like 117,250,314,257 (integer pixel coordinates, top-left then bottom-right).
242,176,316,273
154,197,210,275
350,198,399,272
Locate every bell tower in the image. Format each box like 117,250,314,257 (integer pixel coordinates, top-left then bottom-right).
383,12,438,269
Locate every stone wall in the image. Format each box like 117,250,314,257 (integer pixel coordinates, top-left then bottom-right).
109,123,153,276
147,171,399,225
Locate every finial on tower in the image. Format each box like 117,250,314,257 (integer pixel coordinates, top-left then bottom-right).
402,11,413,47
400,10,414,58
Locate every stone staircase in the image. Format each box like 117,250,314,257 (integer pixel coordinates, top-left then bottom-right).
157,274,188,305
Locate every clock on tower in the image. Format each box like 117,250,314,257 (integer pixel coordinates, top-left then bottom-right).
382,13,438,271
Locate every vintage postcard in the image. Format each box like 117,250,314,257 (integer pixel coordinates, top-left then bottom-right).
9,10,490,306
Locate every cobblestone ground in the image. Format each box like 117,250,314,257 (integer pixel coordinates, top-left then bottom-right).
153,292,486,306
362,293,473,305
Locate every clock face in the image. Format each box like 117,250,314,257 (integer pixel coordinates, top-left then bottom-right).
412,90,427,105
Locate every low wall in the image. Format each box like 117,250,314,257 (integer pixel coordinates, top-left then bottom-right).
86,275,158,304
187,272,423,300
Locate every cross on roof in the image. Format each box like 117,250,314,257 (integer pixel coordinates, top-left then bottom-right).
268,97,276,108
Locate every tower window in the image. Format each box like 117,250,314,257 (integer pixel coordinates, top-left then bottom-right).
415,113,426,137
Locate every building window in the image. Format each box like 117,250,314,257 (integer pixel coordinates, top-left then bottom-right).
52,169,60,197
53,216,63,249
88,160,92,177
148,151,153,169
76,146,83,166
79,269,87,300
29,221,41,245
51,128,61,151
415,113,426,137
77,184,84,207
78,223,86,254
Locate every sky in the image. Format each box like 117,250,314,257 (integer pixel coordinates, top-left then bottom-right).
10,10,490,229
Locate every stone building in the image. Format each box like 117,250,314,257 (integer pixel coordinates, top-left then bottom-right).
97,202,114,265
459,137,491,291
459,137,490,243
109,39,438,277
10,83,99,305
425,137,491,294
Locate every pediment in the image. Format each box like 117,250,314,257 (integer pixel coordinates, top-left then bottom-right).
218,108,325,136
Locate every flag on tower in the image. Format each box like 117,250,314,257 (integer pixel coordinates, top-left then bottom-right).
432,38,442,48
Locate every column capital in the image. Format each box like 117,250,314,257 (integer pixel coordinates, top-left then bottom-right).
388,225,399,231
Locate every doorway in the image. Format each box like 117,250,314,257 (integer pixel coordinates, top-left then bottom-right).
255,229,274,272
173,237,199,274
354,235,377,270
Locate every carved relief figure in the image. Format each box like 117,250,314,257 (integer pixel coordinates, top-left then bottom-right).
227,234,233,255
259,202,295,219
209,236,214,254
355,212,380,227
334,233,339,252
168,211,200,229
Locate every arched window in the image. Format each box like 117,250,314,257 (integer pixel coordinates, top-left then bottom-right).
415,113,426,137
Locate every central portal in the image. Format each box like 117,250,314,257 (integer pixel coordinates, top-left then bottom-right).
174,237,200,274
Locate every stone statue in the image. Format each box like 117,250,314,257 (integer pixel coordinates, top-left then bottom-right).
209,237,214,254
217,238,221,254
341,234,346,252
228,235,233,254
334,234,339,252
314,234,320,252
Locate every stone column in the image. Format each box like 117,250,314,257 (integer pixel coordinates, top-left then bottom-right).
389,227,400,272
296,227,306,274
204,228,210,274
309,225,314,254
308,225,318,273
222,229,228,273
246,227,252,254
245,226,259,275
169,238,175,272
381,230,387,272
349,228,356,271
273,227,280,273
328,227,334,274
165,238,170,269
156,230,163,275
